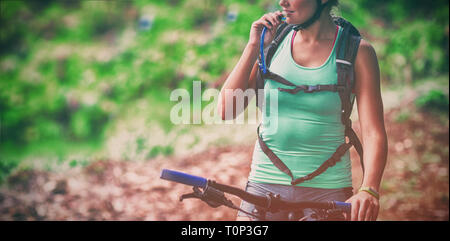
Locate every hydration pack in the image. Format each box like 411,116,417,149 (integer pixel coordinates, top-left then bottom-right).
255,17,364,185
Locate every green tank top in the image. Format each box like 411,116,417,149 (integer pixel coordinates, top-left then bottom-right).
249,26,353,189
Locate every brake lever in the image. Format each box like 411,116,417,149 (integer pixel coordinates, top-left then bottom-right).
179,186,230,208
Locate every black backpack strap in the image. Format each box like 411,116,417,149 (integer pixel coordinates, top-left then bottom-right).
335,18,365,174
256,23,295,109
257,125,295,181
278,84,343,94
255,68,265,109
265,24,295,69
264,71,297,87
258,123,354,186
291,142,353,185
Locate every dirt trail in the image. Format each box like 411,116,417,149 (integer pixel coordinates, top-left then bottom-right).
0,104,448,221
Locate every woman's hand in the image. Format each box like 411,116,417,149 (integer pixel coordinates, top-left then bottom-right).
345,191,380,221
248,11,284,48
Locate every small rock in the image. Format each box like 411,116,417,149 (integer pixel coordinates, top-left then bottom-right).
52,180,68,195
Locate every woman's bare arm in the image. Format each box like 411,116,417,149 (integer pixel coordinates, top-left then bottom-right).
217,44,260,120
346,39,388,221
217,12,284,120
354,39,388,192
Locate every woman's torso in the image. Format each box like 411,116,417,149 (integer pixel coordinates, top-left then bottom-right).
249,25,353,189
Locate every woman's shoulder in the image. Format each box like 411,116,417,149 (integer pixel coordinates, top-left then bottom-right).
353,38,380,91
357,39,377,61
355,38,378,70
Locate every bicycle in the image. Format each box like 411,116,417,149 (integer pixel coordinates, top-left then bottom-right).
160,169,351,221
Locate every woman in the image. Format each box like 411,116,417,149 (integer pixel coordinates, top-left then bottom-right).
217,0,388,221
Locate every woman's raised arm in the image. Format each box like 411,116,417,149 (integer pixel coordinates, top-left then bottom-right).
217,12,284,120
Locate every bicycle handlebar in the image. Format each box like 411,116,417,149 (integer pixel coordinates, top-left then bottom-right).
161,169,208,188
160,169,351,213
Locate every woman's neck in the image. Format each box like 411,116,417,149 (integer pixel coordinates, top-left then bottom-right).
296,13,336,43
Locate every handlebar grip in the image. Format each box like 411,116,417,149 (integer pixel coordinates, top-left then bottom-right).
160,169,208,188
334,201,351,213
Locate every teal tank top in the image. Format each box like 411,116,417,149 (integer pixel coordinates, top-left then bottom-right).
248,26,353,189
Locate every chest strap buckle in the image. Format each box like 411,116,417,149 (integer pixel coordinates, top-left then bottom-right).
305,85,320,93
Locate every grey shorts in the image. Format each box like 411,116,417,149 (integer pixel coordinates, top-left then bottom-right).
237,181,353,221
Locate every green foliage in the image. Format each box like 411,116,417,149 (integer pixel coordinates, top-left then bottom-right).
382,20,448,83
394,110,411,123
146,145,174,159
415,90,449,114
0,158,19,184
69,105,109,140
340,0,449,85
68,159,89,168
0,0,448,181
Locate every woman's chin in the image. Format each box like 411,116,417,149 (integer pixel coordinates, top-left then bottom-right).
284,16,299,25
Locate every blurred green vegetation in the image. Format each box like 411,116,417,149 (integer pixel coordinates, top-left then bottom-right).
0,0,449,183
416,89,449,114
